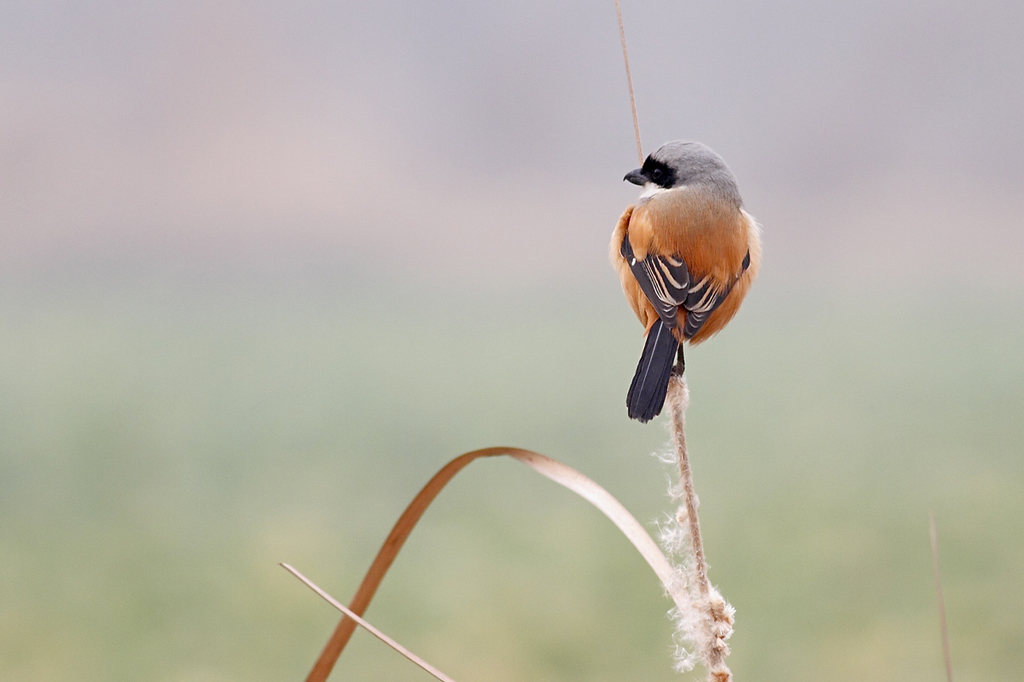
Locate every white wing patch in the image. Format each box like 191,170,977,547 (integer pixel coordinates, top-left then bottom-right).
621,234,750,340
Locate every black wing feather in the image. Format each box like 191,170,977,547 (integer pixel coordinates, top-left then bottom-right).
621,235,749,340
620,237,690,330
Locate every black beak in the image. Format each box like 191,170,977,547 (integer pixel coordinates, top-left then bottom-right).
623,168,646,186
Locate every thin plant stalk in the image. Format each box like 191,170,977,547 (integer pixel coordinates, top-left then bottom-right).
665,374,735,682
929,511,954,682
282,564,460,682
614,0,643,164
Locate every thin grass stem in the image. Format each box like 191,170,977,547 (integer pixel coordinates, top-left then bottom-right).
282,563,459,682
929,511,954,682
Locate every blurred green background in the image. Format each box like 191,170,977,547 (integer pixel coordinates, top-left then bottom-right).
2,278,1021,682
3,1,1023,680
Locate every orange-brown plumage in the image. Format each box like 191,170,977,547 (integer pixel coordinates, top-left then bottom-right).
612,140,761,422
610,192,761,344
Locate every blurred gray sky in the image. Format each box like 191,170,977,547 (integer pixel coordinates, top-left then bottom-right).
2,0,1022,288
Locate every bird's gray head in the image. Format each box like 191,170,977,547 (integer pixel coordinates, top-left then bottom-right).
624,141,742,207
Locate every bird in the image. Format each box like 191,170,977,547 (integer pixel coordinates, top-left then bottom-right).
610,141,761,422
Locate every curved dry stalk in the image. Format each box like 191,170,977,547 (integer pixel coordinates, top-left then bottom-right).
303,447,690,682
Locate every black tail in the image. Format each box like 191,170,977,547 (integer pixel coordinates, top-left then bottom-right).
626,319,681,422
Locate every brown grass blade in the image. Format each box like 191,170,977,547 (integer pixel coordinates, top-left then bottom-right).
281,563,459,682
929,511,954,682
302,447,686,682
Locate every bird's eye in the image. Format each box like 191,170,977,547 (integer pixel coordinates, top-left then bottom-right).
652,168,663,180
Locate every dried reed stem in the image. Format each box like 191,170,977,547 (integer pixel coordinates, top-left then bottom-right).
668,378,708,598
929,511,954,682
664,374,735,681
614,0,643,164
304,447,692,682
304,448,509,682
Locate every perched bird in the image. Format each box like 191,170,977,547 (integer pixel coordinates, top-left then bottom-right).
610,141,761,422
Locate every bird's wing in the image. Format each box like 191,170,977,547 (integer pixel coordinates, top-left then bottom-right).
679,249,751,338
679,273,730,339
621,235,750,339
620,235,690,329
